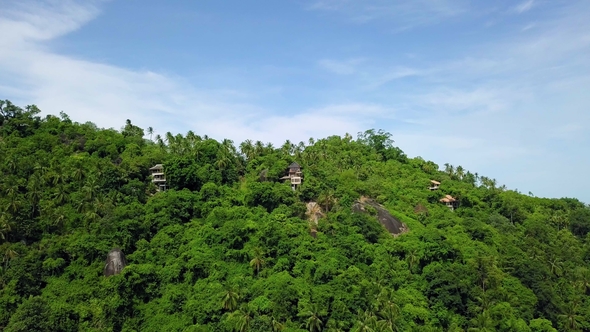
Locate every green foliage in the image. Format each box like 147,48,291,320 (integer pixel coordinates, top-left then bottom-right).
0,100,587,331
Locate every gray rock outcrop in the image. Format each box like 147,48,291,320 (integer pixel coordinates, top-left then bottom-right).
352,197,408,236
104,248,126,276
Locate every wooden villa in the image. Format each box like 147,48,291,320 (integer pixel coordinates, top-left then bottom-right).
429,180,440,191
280,162,303,190
150,164,167,192
440,195,458,211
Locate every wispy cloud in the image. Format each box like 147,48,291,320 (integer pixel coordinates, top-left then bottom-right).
0,0,389,147
513,0,535,14
0,0,100,46
315,1,590,200
521,22,536,31
1,0,590,201
307,0,469,26
318,58,365,75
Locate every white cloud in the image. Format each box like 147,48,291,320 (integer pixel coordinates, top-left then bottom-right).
315,1,590,201
0,0,100,46
307,0,469,26
0,0,387,148
521,22,536,31
318,58,365,75
513,0,534,14
1,0,590,202
201,105,379,145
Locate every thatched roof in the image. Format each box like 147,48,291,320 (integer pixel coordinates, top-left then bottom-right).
430,180,440,185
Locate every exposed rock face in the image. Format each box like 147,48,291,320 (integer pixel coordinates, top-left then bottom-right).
306,202,324,238
258,169,269,182
306,202,324,224
352,197,408,236
104,248,127,276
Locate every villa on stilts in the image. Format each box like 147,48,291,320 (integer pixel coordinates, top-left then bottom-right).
280,162,303,190
149,164,167,192
440,195,458,211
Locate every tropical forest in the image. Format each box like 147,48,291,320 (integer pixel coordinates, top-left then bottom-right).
1,99,590,332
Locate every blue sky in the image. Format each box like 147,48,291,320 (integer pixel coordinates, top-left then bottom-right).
1,0,589,202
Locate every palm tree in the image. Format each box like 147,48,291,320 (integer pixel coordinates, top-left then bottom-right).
186,130,197,143
222,288,240,311
468,311,494,331
27,175,42,217
6,186,21,214
271,316,284,332
156,135,166,151
377,289,401,332
300,304,323,332
575,268,590,294
406,249,420,272
479,176,489,188
231,308,252,332
551,211,568,230
474,294,495,313
254,141,264,156
240,140,254,160
548,256,563,277
558,301,582,331
52,210,67,232
147,126,154,140
352,310,377,332
490,178,497,190
53,185,69,206
85,208,100,227
34,164,50,182
165,131,175,147
473,255,496,292
456,165,465,180
216,154,230,170
265,142,274,152
222,138,236,154
3,248,18,271
72,165,84,183
444,163,454,177
318,190,336,212
281,140,294,156
250,247,264,275
325,320,345,332
6,156,18,174
0,214,11,242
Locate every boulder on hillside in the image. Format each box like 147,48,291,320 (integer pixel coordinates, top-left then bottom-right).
352,197,408,236
306,202,324,238
104,248,127,277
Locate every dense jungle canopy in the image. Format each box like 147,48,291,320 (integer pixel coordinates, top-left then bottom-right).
0,100,589,331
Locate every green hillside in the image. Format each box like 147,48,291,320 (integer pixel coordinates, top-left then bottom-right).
1,100,589,331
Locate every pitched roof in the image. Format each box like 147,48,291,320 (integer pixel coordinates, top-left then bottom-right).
430,180,441,185
149,164,163,170
440,195,456,203
288,162,301,169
